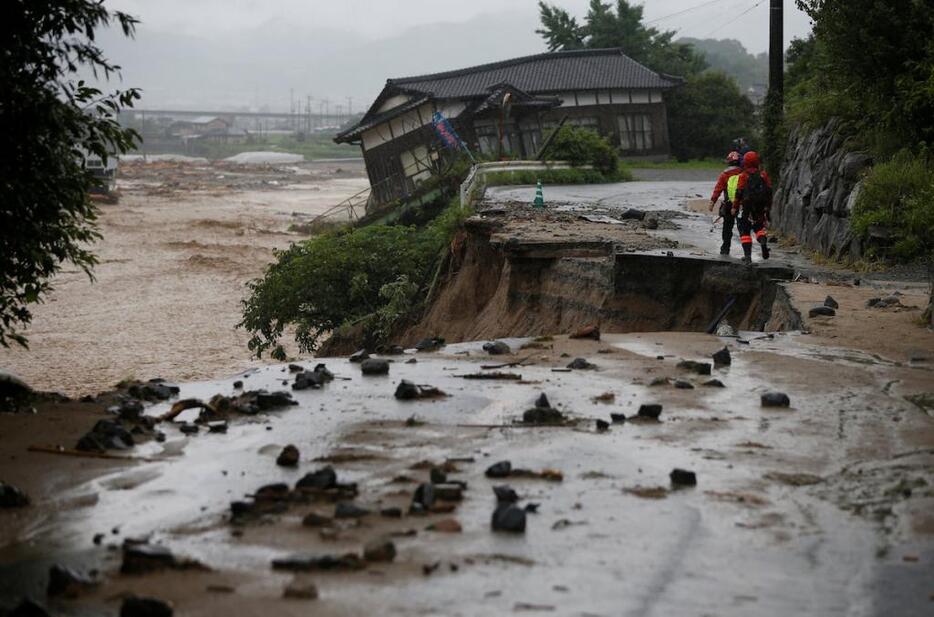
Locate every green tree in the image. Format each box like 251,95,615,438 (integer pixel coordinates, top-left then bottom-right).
1,1,140,348
537,1,707,76
793,0,934,145
666,73,757,161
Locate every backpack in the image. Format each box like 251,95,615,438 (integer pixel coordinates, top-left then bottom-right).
743,171,771,213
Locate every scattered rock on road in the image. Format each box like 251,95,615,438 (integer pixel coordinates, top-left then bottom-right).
0,482,30,508
761,392,791,408
363,538,396,562
296,466,337,490
824,295,839,309
670,468,697,487
120,596,173,617
677,360,711,375
809,306,836,318
491,504,527,533
360,359,390,376
47,564,97,598
567,358,597,370
349,349,369,363
485,461,512,479
482,341,511,355
395,380,447,400
637,404,663,420
276,445,300,467
415,337,445,352
712,347,731,367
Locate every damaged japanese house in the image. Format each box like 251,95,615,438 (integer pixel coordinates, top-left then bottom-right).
335,48,682,206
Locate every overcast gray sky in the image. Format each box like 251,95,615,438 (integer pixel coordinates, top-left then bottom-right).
101,0,813,110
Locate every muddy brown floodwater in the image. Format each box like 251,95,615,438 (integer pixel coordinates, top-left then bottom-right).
0,159,369,397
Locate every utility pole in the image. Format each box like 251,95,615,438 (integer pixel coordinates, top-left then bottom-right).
764,0,784,175
769,0,783,99
346,96,353,118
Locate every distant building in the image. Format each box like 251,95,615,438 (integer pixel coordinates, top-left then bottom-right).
336,48,682,205
170,116,231,138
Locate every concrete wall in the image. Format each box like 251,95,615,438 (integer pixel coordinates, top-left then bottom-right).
772,120,872,260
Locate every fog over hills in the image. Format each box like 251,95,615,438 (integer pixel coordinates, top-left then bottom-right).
97,9,544,111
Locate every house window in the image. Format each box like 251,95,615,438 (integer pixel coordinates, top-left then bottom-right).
618,114,654,151
400,145,433,185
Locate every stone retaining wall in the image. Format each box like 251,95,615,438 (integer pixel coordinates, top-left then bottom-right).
771,120,872,260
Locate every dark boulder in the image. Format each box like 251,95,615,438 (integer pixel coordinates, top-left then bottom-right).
677,360,711,375
761,392,791,408
610,413,626,424
363,538,396,562
296,466,337,491
276,445,300,467
637,404,663,419
0,482,30,508
824,295,839,309
482,341,511,355
670,468,697,487
620,208,646,221
809,306,836,318
349,349,369,363
271,553,364,572
567,357,597,370
120,596,173,617
596,419,610,432
414,337,445,352
491,504,527,533
485,461,512,479
493,485,519,504
712,348,731,367
334,502,369,519
412,483,435,509
360,359,390,376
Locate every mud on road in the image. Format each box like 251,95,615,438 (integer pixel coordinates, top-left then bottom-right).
1,324,932,616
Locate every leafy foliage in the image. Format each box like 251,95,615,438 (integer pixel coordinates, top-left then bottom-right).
791,0,934,148
852,151,934,262
536,1,707,77
666,73,757,161
240,202,470,358
537,2,763,161
0,1,141,347
541,125,619,175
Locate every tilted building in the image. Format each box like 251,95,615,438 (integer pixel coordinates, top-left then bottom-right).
336,48,682,205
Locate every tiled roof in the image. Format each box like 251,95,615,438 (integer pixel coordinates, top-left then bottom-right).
335,49,680,143
335,95,430,142
389,48,680,98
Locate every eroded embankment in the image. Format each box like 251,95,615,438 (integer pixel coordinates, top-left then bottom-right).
407,215,802,344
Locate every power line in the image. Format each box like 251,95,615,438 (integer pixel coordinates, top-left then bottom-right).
644,0,737,26
695,0,767,39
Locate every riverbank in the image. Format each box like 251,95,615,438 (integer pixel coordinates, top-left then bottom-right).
0,159,368,397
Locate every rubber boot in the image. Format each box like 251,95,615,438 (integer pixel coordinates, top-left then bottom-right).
760,238,770,260
741,243,752,265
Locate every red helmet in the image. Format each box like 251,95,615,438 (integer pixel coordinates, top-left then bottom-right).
726,151,741,165
743,151,760,168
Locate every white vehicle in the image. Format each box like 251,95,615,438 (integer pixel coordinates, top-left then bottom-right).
80,149,118,194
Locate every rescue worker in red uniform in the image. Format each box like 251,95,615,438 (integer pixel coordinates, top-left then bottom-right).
708,151,744,255
732,151,773,263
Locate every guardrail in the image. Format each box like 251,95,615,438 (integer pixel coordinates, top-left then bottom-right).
459,160,578,209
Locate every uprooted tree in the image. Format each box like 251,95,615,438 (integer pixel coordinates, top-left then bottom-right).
0,1,141,348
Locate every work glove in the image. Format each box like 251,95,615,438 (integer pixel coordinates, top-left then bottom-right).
708,200,716,212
